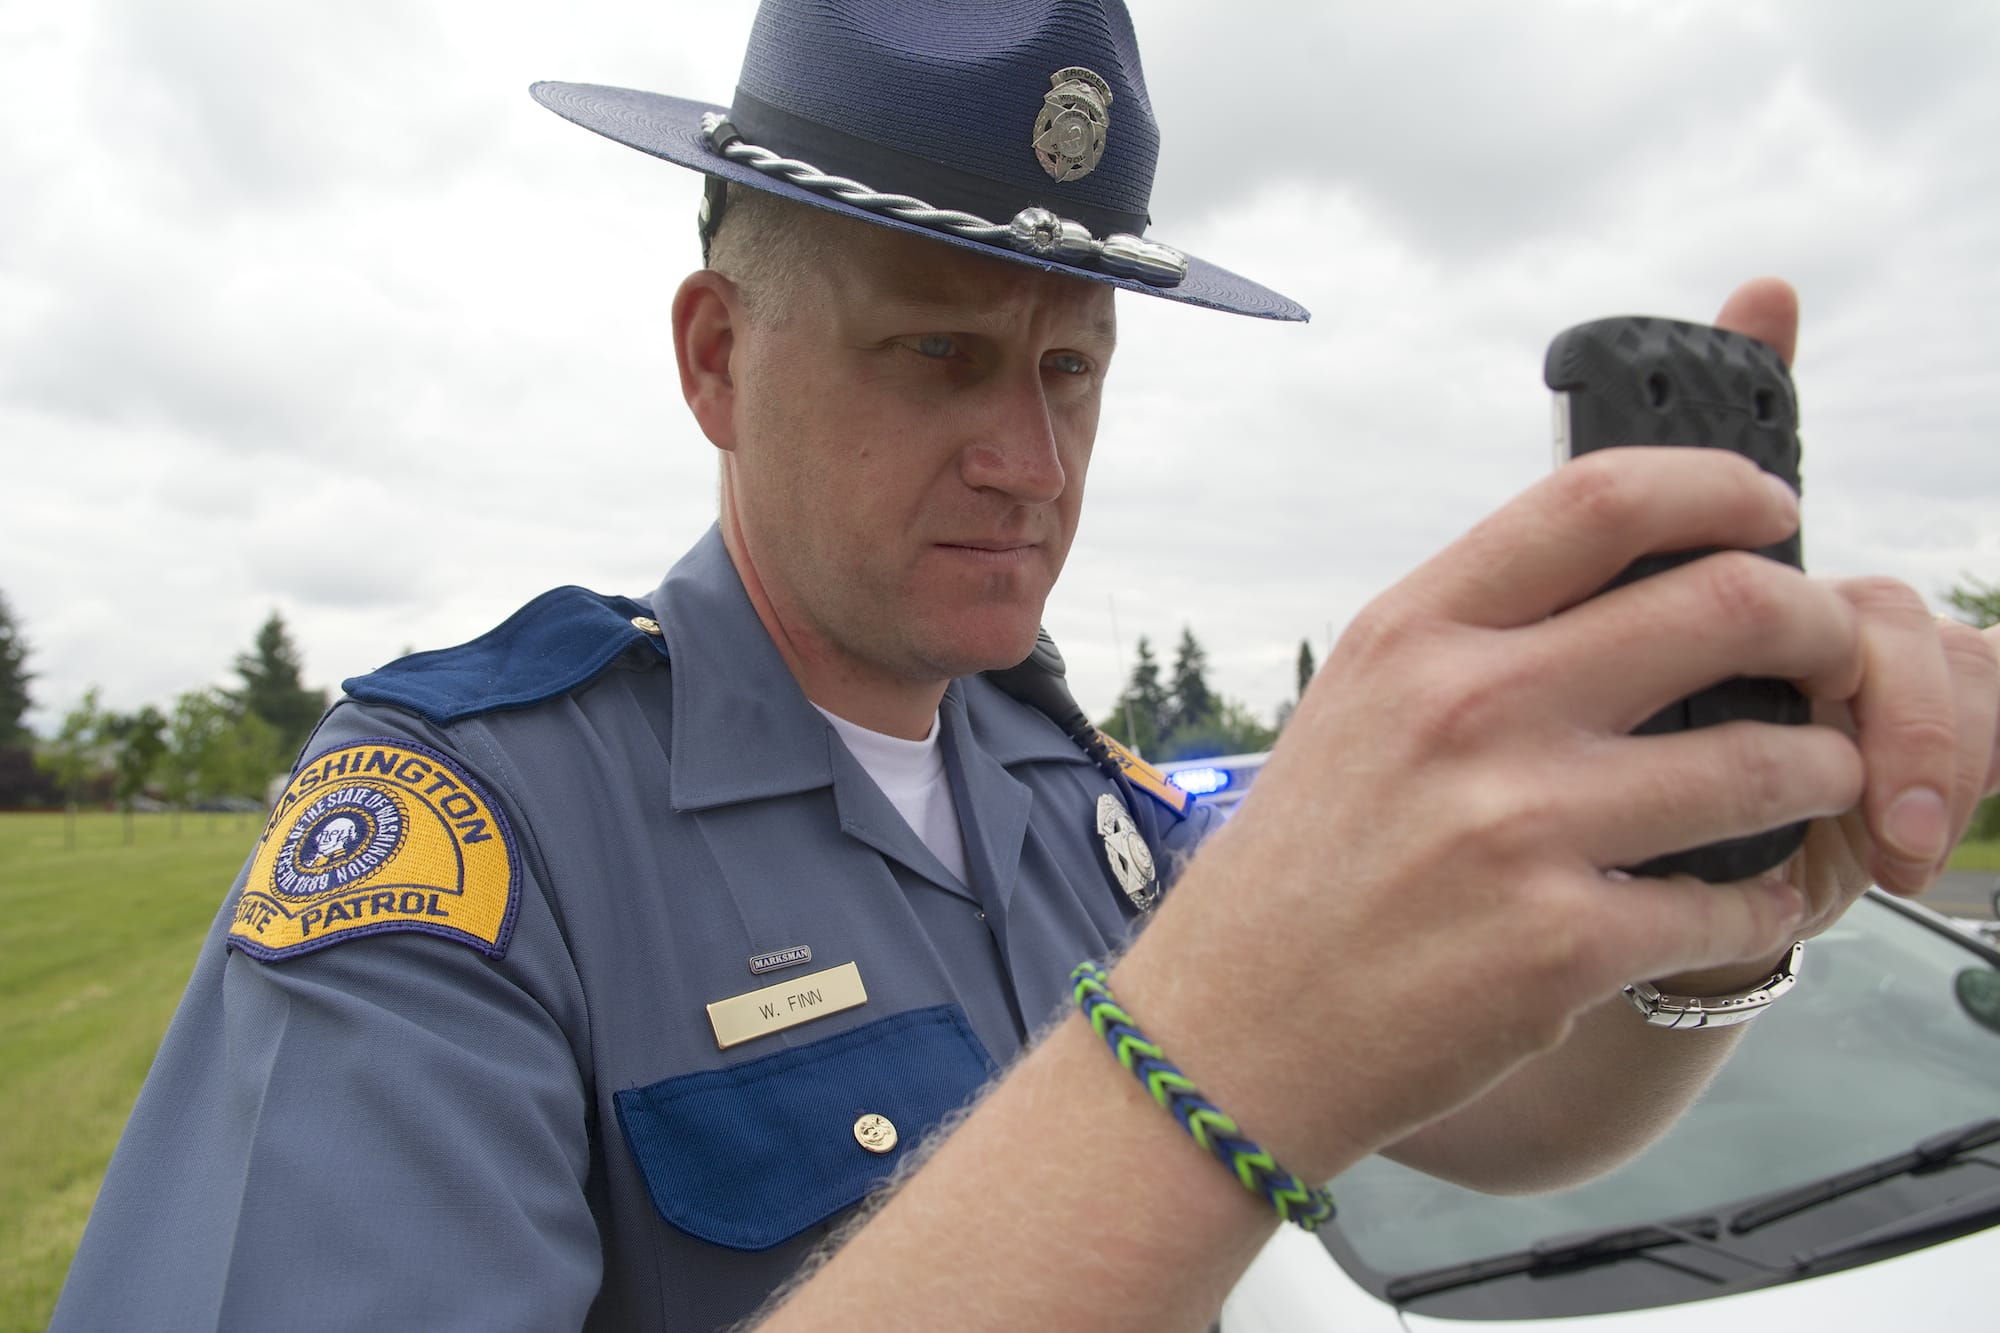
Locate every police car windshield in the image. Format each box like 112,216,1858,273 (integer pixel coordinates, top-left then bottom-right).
1318,893,2000,1319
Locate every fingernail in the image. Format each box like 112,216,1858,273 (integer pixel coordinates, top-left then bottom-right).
1762,470,1800,515
1883,786,1949,864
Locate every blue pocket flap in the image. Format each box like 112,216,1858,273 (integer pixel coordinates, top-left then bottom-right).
614,1005,995,1251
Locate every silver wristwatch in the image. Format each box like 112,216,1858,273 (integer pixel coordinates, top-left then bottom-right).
1622,941,1804,1030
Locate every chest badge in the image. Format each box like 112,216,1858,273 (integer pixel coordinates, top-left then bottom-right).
1096,793,1158,910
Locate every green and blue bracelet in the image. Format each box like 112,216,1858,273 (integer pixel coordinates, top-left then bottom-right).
1070,960,1335,1230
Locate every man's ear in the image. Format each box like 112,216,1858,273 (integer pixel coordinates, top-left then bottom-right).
673,269,741,451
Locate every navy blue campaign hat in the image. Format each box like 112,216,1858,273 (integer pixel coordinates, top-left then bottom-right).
531,0,1307,322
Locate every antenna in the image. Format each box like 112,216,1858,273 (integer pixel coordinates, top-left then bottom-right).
1109,593,1138,757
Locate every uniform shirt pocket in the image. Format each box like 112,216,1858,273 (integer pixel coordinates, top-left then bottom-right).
614,1004,995,1251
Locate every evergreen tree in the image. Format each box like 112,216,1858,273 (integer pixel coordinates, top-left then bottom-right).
1104,626,1283,760
1296,638,1317,703
1098,635,1171,757
228,612,328,762
1168,626,1215,735
0,747,57,807
0,589,32,747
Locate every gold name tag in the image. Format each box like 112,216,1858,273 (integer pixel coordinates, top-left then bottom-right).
706,961,868,1049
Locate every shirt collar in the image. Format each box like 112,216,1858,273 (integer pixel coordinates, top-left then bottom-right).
655,525,837,811
653,524,1091,811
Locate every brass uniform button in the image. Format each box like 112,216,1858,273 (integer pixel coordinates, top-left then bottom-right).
629,616,663,636
853,1113,898,1154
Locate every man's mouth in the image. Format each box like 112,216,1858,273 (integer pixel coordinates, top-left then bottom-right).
933,539,1042,569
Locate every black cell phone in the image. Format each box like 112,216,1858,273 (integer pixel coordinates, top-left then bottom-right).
1544,316,1808,883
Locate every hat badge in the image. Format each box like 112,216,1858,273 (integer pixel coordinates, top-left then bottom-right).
1034,67,1113,182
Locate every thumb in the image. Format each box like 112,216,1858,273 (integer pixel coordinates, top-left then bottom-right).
1713,277,1799,367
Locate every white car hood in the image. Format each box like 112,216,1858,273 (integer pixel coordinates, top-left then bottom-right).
1223,1218,2000,1332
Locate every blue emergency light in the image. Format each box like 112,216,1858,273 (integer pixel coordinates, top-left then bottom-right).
1166,766,1232,797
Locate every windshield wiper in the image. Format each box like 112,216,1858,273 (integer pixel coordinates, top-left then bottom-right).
1381,1118,2000,1304
1379,1119,2000,1304
1383,1214,1752,1302
1788,1179,2000,1273
1727,1118,2000,1235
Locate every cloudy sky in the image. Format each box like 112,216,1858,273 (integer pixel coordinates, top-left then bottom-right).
5,0,1997,738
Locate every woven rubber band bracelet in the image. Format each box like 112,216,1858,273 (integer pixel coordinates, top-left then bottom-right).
1070,961,1335,1231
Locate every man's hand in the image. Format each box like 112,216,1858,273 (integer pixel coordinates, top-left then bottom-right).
1663,280,2000,990
1114,278,2000,1181
1697,580,2000,986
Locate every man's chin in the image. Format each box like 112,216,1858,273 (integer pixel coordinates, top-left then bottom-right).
913,612,1046,679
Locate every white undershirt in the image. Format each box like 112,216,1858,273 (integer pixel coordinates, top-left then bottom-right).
813,705,970,886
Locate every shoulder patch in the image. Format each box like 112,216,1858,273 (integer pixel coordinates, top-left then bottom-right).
1098,734,1194,817
341,585,670,725
228,739,520,962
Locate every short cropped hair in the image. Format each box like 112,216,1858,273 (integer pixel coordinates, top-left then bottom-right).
704,182,829,322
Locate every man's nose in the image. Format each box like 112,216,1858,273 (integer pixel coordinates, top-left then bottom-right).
958,372,1066,504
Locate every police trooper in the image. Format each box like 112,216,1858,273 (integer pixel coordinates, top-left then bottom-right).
53,2,2000,1331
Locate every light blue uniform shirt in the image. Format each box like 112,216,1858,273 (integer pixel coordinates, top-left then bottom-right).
54,526,1215,1332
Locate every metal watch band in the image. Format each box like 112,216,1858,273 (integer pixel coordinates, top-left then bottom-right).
1622,940,1804,1030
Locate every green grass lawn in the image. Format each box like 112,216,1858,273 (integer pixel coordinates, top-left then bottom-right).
0,811,257,1333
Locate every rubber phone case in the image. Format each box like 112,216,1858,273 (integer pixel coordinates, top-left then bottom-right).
1544,316,1807,882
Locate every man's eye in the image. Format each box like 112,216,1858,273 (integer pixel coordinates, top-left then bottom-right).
1044,352,1091,376
912,334,959,359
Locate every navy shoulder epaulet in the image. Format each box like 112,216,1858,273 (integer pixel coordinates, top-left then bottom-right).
342,586,670,726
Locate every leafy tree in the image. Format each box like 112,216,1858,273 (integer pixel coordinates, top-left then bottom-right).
1099,636,1173,756
36,688,111,848
104,705,168,842
1168,627,1215,735
0,589,31,747
163,689,227,814
1296,638,1317,702
228,612,328,762
108,706,168,803
166,688,280,815
160,694,203,833
1943,574,2000,630
219,710,282,808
